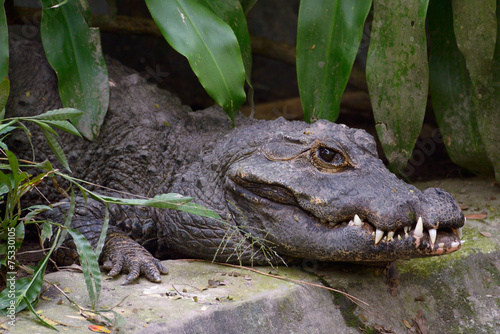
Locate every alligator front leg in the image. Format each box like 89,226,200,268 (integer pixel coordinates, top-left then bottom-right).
48,197,168,284
101,232,168,284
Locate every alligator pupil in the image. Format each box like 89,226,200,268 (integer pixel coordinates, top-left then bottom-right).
319,147,342,164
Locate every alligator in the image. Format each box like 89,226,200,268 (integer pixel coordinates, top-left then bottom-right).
7,40,465,284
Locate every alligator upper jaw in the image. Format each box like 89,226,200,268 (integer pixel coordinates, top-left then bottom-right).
228,177,464,260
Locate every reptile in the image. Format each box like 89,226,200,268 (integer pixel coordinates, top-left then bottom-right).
7,40,465,284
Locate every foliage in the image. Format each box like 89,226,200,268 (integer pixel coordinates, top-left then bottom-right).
2,0,498,176
0,110,221,322
140,0,500,178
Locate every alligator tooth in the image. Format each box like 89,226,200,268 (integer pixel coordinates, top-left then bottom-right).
429,228,437,246
457,227,463,239
387,231,395,241
451,241,460,248
460,240,465,245
354,214,363,226
375,229,384,245
329,222,336,227
404,226,409,234
414,217,424,238
398,235,402,241
438,242,445,248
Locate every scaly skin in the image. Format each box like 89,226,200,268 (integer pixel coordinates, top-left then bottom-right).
8,40,465,284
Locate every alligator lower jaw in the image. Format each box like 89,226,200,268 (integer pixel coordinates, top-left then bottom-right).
338,215,463,256
228,177,464,259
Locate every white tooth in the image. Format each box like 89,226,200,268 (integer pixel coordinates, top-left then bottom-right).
375,229,384,245
429,228,437,246
329,222,336,226
387,231,394,241
405,231,409,239
414,217,424,237
460,240,465,245
457,227,463,239
438,242,445,248
451,242,460,248
398,235,402,241
354,214,362,226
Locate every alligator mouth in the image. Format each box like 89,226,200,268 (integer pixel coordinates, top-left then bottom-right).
230,176,463,256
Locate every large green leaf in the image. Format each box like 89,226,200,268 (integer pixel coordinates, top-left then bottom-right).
428,0,492,174
198,0,252,84
452,0,496,91
40,0,109,140
475,1,500,181
366,0,429,173
297,0,372,122
145,0,246,118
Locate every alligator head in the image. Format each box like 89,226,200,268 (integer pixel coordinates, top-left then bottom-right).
223,118,464,262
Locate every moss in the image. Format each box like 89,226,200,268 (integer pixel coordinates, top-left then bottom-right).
397,226,497,279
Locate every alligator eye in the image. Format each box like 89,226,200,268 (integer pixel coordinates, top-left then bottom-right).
311,144,351,172
318,147,345,166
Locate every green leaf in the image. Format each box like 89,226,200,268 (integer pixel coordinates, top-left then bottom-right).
38,120,82,137
14,222,24,250
198,0,252,87
67,227,101,309
54,188,76,250
0,169,12,195
40,0,109,140
40,221,54,244
39,126,72,172
366,0,429,173
94,202,109,259
0,77,9,113
145,0,246,117
428,0,492,174
99,193,222,220
29,107,84,122
297,0,372,122
0,120,17,136
5,150,19,188
0,0,8,81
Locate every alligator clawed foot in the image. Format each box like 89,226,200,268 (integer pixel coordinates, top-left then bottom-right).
102,232,168,285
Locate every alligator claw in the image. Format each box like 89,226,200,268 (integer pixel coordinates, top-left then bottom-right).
102,232,168,285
